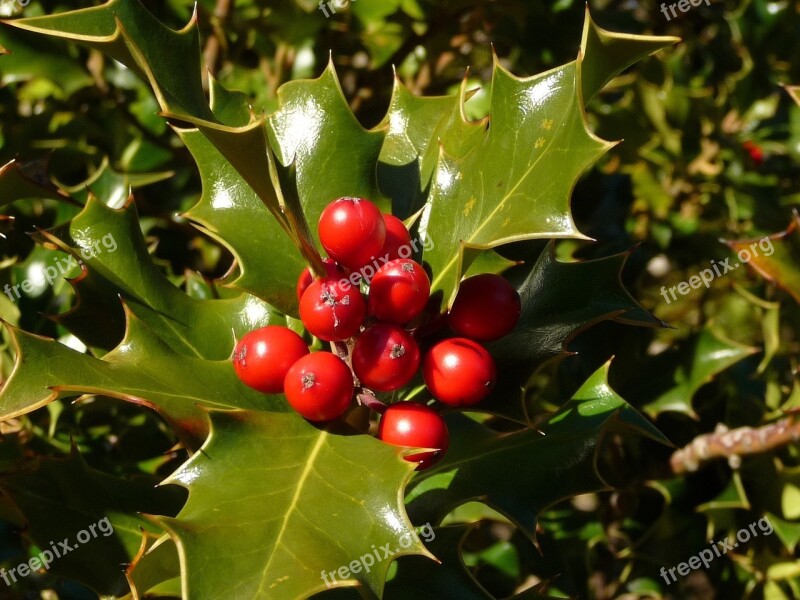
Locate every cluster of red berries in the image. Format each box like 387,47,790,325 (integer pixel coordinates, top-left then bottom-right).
232,197,521,469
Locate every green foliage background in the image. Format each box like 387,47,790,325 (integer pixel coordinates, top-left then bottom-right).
0,0,799,598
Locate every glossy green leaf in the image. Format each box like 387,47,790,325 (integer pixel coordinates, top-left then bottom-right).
0,306,288,448
4,0,213,121
640,327,758,418
473,244,661,422
267,63,387,225
418,15,677,306
406,361,668,537
124,534,182,599
0,25,94,95
159,410,431,599
177,126,306,314
377,78,482,218
51,197,287,359
60,157,173,209
491,243,662,369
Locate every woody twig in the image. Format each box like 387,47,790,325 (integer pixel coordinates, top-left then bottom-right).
670,418,800,474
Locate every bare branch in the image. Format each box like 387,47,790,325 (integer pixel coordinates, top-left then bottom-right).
670,418,800,474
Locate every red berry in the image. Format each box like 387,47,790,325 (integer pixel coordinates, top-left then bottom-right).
423,338,496,406
352,323,420,392
296,258,342,303
232,326,309,394
299,277,365,341
368,259,430,324
283,352,354,421
380,214,413,262
448,274,521,341
743,140,764,166
319,197,386,271
378,403,449,470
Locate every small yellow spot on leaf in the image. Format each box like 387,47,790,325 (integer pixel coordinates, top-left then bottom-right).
535,137,546,149
542,118,553,130
463,198,476,217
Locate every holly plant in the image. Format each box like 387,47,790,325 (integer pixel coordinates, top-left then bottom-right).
0,1,681,598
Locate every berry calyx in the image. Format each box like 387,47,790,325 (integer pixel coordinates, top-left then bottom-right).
296,258,342,303
232,326,309,394
319,197,385,271
378,403,449,470
423,337,496,406
283,352,354,421
299,277,366,341
380,214,413,262
448,273,521,341
368,259,430,324
352,323,420,392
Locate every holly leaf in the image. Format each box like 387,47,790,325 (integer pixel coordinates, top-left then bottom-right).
725,214,800,304
125,533,182,599
0,451,182,596
59,157,173,209
635,327,758,418
158,410,432,599
0,159,66,207
406,361,668,537
417,14,678,305
470,244,662,423
0,306,289,448
0,25,94,95
267,62,387,226
491,243,661,370
4,3,319,304
377,78,483,218
177,125,306,314
50,196,288,359
3,0,213,122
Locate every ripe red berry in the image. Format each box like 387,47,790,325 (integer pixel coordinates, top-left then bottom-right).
423,338,496,406
232,326,309,394
299,277,365,341
296,258,342,303
448,274,521,341
283,352,354,421
378,403,449,470
352,323,420,392
368,259,430,324
319,197,386,271
380,214,413,262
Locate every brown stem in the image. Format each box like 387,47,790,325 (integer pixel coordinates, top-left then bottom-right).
202,0,233,89
356,389,387,414
670,418,800,474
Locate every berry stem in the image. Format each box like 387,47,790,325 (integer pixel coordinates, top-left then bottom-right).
356,388,387,414
331,340,350,360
